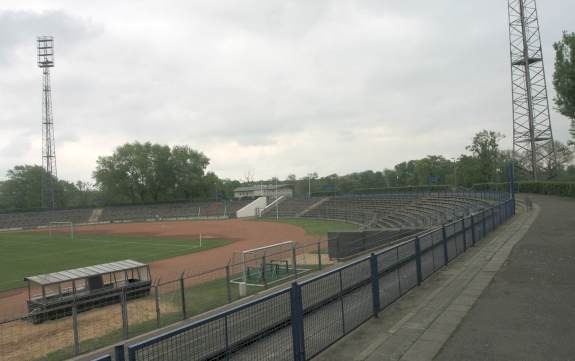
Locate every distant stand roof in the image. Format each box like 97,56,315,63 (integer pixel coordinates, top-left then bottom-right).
234,184,292,192
24,260,147,286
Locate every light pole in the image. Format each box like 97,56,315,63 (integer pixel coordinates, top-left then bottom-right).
451,157,458,189
307,173,314,199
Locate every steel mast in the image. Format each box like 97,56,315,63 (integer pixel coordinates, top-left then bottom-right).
37,36,57,208
507,0,556,180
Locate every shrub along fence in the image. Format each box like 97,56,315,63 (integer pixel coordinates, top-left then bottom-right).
123,197,515,361
473,181,575,198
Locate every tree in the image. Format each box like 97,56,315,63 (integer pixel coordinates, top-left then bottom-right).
539,141,574,178
413,156,452,185
383,169,399,187
93,142,212,204
455,155,481,187
0,165,93,210
0,165,45,209
170,145,210,199
466,130,504,183
394,161,418,186
553,31,575,145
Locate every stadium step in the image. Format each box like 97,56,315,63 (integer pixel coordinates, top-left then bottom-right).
297,197,331,217
88,208,104,223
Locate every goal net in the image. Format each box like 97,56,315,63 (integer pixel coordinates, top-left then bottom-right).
48,221,74,239
230,240,313,292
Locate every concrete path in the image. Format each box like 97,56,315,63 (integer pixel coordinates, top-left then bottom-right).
313,197,542,361
436,195,575,360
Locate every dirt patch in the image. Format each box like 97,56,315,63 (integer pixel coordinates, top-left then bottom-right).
297,253,334,266
0,296,179,361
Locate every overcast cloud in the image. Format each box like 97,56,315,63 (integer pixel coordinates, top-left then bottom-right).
0,0,573,182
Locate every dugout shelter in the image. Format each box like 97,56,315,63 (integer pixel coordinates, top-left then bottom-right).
24,260,152,323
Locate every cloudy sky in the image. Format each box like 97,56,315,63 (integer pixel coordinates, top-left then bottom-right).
0,0,573,183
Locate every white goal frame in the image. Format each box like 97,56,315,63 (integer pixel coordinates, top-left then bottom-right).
48,221,74,239
230,240,302,287
242,241,295,282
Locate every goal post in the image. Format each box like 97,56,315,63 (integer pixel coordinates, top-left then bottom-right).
229,240,311,295
48,221,74,239
239,240,295,281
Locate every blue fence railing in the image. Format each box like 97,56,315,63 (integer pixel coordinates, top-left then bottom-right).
124,198,515,361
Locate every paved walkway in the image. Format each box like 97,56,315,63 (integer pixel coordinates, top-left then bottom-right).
313,195,572,361
436,195,575,360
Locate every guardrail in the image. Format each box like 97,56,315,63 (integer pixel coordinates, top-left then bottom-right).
125,197,514,361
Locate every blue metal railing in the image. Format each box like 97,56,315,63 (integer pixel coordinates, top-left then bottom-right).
125,197,514,361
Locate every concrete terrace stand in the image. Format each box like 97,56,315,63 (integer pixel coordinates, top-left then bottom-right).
24,260,151,324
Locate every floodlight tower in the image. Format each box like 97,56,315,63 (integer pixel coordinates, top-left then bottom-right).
507,0,556,180
37,36,57,208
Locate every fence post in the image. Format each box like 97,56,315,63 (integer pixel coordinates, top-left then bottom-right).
414,237,422,286
471,214,476,246
292,246,298,280
154,284,161,329
72,298,80,355
262,255,268,288
114,344,125,361
290,282,306,361
225,265,232,303
482,210,487,238
510,199,514,218
338,270,346,334
442,224,449,266
121,287,129,340
370,253,381,317
179,274,187,320
317,241,322,270
224,314,230,359
462,217,467,252
491,208,496,229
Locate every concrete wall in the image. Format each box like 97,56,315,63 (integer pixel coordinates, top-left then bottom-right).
236,197,267,218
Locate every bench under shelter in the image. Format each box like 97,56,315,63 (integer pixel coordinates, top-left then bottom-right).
24,259,152,323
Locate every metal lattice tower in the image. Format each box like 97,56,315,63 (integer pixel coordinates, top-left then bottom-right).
507,0,556,180
37,36,57,208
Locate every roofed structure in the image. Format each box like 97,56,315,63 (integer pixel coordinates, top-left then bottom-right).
234,184,293,199
25,259,146,286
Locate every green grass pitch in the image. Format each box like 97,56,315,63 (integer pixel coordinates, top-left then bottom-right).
0,231,232,291
257,217,360,236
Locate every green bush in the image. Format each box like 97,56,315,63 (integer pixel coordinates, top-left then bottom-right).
471,183,509,192
472,182,575,198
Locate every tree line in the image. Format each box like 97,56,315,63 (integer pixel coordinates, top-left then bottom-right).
5,127,571,211
283,131,575,196
0,143,241,211
0,32,573,211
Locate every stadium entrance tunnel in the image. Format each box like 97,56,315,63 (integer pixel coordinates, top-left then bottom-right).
328,229,424,260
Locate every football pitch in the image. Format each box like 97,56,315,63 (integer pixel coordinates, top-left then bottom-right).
0,231,232,291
